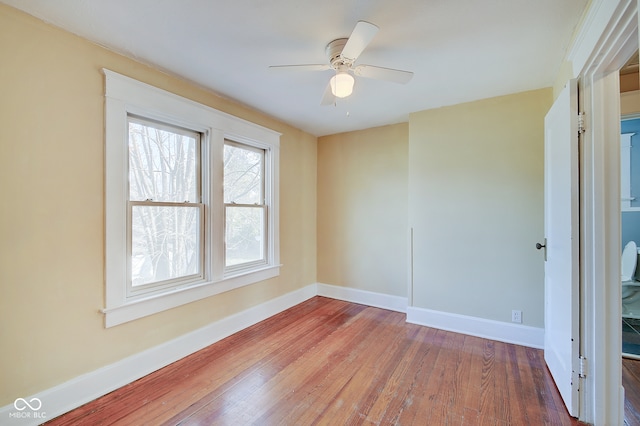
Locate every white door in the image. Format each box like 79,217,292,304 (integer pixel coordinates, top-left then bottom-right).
542,78,580,417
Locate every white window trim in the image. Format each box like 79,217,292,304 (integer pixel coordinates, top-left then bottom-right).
103,69,281,327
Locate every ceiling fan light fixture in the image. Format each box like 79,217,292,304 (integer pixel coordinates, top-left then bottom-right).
270,21,412,106
330,71,355,98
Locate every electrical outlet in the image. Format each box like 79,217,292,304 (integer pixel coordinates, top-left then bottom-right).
512,310,522,324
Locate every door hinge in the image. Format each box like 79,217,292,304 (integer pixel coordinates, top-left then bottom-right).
578,112,586,134
579,355,587,378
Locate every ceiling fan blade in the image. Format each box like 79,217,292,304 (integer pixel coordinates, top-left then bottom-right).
269,64,332,72
320,82,336,106
341,21,379,62
353,64,413,84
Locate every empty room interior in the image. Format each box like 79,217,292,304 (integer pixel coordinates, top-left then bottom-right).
2,1,639,425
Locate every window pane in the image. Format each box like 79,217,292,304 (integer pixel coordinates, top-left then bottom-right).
129,120,198,202
224,143,263,204
225,206,264,266
131,205,201,286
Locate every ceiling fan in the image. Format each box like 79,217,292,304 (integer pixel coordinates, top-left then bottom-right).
270,21,414,105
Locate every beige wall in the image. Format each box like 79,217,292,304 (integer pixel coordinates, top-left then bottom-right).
553,60,576,99
551,0,592,99
317,124,408,297
408,88,553,327
620,72,640,93
0,4,316,404
0,0,561,408
621,90,640,115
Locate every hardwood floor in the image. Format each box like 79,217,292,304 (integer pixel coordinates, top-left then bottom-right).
47,297,584,425
624,356,640,426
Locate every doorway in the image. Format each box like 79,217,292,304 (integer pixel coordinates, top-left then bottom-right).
619,50,640,425
616,43,640,426
620,52,640,358
570,0,637,423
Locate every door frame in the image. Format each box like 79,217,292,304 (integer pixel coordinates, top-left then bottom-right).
569,0,637,423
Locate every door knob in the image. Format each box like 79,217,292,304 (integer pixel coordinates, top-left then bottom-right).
536,238,547,261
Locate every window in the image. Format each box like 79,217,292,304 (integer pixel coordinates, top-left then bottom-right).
128,117,204,296
224,141,266,271
103,70,280,327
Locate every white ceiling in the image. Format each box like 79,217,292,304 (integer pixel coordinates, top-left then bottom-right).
2,0,589,136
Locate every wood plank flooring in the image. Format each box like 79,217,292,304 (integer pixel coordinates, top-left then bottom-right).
47,297,585,425
624,357,640,426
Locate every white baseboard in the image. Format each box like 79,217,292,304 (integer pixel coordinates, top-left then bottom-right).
406,306,544,349
316,283,408,313
0,284,317,426
2,284,543,425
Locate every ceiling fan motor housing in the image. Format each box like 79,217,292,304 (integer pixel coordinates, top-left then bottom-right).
326,38,350,68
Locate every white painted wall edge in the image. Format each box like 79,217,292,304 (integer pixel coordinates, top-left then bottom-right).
0,284,317,426
316,283,408,313
406,306,544,349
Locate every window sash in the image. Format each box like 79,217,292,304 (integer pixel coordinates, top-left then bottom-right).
127,115,202,204
224,139,265,204
224,203,267,273
126,115,205,298
223,140,267,273
127,201,205,297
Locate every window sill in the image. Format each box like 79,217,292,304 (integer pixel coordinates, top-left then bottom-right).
101,265,281,327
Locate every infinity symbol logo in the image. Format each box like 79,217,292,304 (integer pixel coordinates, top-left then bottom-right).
13,397,42,411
